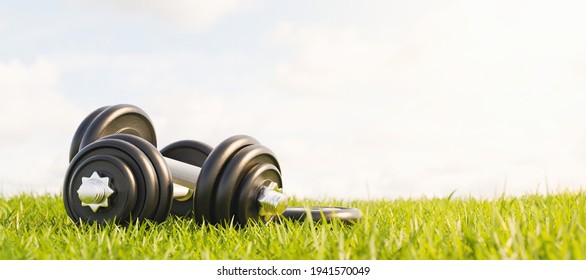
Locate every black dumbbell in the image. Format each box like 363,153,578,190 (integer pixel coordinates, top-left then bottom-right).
67,104,206,217
160,138,363,224
65,104,285,224
65,133,287,225
63,104,362,225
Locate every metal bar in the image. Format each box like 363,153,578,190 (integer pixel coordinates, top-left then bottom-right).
163,157,201,200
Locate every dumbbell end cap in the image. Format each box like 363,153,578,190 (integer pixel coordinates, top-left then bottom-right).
77,171,115,213
258,182,288,217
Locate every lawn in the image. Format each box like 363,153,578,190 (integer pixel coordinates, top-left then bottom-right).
0,192,584,259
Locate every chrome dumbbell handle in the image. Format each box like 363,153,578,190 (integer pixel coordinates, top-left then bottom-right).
164,157,200,201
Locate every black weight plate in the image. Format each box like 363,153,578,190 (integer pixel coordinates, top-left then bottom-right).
214,144,280,224
65,155,138,225
65,138,159,223
69,106,109,162
160,140,213,217
195,135,259,224
281,207,363,223
106,134,172,223
79,104,157,153
235,163,282,225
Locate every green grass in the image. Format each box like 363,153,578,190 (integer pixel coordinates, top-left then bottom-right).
0,192,584,259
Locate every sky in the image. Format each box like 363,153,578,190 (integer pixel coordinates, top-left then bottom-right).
0,0,585,200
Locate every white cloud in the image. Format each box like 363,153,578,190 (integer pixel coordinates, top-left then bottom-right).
77,0,252,31
271,23,398,96
264,1,586,198
0,58,83,195
3,1,586,201
0,58,79,144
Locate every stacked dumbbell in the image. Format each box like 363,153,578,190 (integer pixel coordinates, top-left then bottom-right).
63,104,362,225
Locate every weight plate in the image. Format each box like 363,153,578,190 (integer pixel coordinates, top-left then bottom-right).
160,140,213,217
234,163,282,225
65,138,159,223
65,155,138,225
195,135,259,224
281,207,363,223
69,106,109,162
78,104,157,154
106,134,173,223
214,144,280,224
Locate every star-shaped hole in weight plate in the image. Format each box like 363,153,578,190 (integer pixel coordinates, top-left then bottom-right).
77,172,114,212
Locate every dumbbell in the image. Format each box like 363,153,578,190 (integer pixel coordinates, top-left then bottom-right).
65,133,288,225
68,104,206,218
65,104,285,224
160,139,363,224
64,104,362,225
